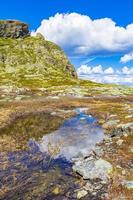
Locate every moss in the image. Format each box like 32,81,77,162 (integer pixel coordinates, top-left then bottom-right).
0,36,77,88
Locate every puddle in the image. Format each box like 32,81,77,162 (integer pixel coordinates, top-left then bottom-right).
38,108,105,160
0,108,105,199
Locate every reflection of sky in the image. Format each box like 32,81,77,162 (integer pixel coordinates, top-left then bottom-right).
38,109,105,161
79,74,133,86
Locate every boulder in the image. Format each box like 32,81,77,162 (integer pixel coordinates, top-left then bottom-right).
73,158,113,182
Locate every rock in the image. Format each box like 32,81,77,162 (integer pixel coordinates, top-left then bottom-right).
77,189,88,199
83,182,95,192
119,123,133,130
116,123,133,136
0,26,77,89
102,120,120,129
0,20,29,38
93,146,104,157
73,158,113,182
123,180,133,190
116,139,123,146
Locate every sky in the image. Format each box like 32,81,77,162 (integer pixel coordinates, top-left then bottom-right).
1,0,133,85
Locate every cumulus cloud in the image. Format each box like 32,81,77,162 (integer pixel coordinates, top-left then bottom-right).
120,53,133,63
91,65,103,74
77,65,133,85
104,67,114,74
34,13,133,57
122,66,133,74
77,65,115,75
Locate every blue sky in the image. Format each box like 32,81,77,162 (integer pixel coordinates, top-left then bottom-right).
1,0,133,85
1,0,133,29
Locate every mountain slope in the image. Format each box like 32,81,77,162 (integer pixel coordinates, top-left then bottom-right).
0,33,77,88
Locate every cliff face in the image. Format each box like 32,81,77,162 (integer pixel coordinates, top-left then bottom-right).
0,20,29,38
0,20,77,88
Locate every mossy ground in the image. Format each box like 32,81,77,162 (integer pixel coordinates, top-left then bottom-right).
0,36,77,88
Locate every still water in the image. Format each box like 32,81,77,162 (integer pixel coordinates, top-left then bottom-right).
37,108,104,160
0,108,105,199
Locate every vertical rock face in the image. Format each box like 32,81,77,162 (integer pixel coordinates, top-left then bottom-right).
0,20,29,38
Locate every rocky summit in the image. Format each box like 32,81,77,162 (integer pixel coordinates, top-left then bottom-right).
0,20,29,38
0,20,77,89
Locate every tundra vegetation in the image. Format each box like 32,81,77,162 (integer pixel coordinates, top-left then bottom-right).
0,20,133,200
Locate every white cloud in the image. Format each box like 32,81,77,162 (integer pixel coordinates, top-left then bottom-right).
77,65,114,75
91,65,103,74
31,30,37,36
77,65,103,75
77,65,92,75
120,53,133,63
77,65,133,85
104,67,114,74
34,13,133,57
122,66,133,74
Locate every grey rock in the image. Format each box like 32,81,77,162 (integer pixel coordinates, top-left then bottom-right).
73,158,112,182
0,20,29,38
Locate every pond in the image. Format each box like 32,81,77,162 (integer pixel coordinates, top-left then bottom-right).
38,108,105,160
0,108,105,200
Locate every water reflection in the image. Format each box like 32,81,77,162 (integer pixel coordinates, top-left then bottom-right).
0,108,105,199
38,108,105,160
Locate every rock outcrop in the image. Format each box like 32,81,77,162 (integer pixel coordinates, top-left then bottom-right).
0,20,29,38
0,20,77,88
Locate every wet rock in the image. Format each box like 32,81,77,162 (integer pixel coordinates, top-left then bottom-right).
73,158,113,182
77,189,88,199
